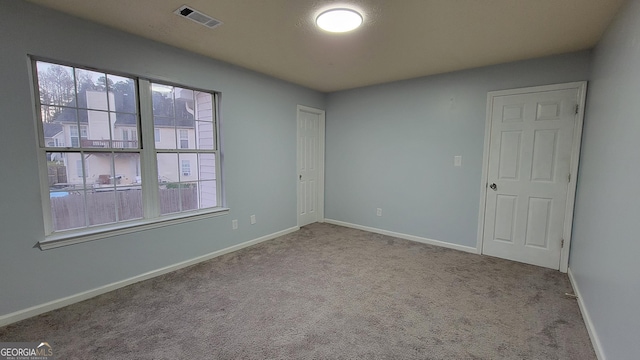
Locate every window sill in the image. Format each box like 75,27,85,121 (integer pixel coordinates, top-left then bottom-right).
37,208,230,250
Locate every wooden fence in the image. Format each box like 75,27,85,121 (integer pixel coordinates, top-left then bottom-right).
51,187,197,231
47,165,67,186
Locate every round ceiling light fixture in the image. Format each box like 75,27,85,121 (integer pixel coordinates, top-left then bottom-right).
316,8,363,33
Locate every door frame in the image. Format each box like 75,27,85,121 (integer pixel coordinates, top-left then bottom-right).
476,81,587,272
296,105,326,227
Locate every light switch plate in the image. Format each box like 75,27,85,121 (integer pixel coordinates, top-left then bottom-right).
454,155,462,167
250,215,256,224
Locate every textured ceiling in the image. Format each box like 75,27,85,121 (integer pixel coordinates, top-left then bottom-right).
26,0,625,92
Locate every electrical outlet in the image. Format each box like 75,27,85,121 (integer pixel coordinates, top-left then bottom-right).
232,219,238,230
250,215,256,224
376,208,382,216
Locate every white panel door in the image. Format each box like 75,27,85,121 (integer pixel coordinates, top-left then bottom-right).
297,107,322,227
482,88,579,269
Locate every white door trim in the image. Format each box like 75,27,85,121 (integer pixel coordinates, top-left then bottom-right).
476,81,587,273
297,105,325,226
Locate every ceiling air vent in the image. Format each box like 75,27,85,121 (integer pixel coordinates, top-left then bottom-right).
174,5,222,29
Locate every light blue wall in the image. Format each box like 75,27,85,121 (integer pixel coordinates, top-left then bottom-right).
325,53,590,248
570,0,640,358
0,0,324,317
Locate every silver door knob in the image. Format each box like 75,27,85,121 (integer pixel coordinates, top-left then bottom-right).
490,183,497,191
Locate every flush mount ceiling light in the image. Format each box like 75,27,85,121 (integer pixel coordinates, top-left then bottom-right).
316,8,363,33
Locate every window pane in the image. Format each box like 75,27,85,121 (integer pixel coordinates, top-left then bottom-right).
114,113,139,149
198,154,216,181
154,128,161,142
82,152,116,226
154,124,176,149
114,153,143,221
85,152,114,188
36,62,76,111
195,121,215,149
73,153,86,181
47,151,87,231
159,182,180,215
80,110,110,148
199,180,217,209
151,84,174,118
114,153,141,187
86,189,117,226
46,151,70,186
50,189,86,231
157,153,179,184
108,74,136,114
175,87,194,122
42,107,74,147
195,91,213,121
181,182,198,212
76,68,109,111
157,153,180,214
117,189,143,222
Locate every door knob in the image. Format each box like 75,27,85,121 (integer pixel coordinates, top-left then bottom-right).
490,183,497,191
299,174,302,180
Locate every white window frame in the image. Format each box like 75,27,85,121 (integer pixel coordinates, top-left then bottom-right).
32,58,227,250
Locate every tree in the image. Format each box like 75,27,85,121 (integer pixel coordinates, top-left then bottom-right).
38,62,136,122
38,64,75,122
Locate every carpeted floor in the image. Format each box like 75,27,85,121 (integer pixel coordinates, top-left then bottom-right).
0,223,595,359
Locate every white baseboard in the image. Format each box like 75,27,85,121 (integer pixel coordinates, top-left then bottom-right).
324,219,477,254
0,226,299,327
567,268,605,360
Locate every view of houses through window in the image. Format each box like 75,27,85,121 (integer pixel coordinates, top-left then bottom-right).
37,60,220,234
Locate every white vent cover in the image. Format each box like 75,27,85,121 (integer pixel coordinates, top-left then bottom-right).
174,5,222,29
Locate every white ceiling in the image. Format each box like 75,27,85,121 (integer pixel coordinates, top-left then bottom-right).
26,0,625,92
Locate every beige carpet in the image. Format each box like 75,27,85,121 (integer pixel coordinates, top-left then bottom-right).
0,223,595,359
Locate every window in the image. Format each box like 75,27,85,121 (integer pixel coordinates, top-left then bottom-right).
75,159,83,178
121,128,137,148
69,125,87,147
152,82,218,214
181,160,191,176
33,59,223,245
70,126,78,147
179,129,189,149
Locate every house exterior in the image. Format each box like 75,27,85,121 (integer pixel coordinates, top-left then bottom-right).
45,89,212,189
